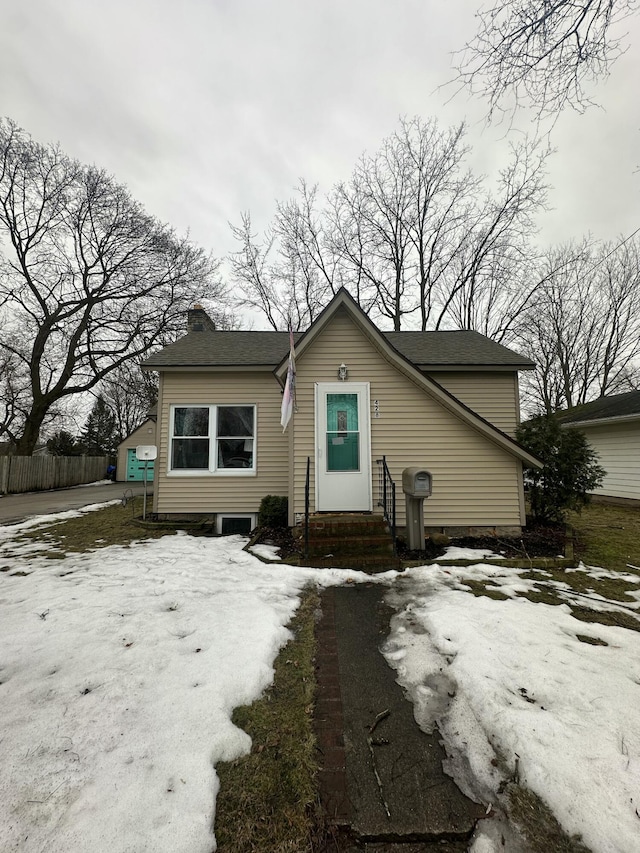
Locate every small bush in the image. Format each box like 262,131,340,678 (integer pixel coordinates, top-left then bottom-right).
258,495,288,529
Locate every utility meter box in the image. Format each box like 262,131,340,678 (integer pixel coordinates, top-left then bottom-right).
402,468,432,497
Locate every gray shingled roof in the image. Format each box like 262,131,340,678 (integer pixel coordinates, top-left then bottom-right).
383,330,533,368
143,329,534,370
557,390,640,424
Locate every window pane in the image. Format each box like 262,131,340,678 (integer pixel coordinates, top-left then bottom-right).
172,438,209,469
220,517,253,535
174,407,209,437
218,438,254,469
327,394,358,432
327,433,359,471
217,406,254,437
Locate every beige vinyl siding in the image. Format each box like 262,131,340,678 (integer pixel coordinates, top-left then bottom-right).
580,421,640,500
116,419,157,481
154,372,288,515
292,308,523,528
429,372,519,435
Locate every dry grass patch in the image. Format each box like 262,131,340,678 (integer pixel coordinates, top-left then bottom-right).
463,579,511,601
569,503,640,573
507,785,591,853
526,564,640,601
214,589,320,853
569,605,640,633
15,498,170,555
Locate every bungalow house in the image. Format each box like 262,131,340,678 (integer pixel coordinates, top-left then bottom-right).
557,390,640,504
142,288,540,537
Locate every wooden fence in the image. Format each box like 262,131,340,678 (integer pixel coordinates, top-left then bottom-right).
0,456,112,495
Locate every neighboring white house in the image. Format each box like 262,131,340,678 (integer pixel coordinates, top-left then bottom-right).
559,390,640,503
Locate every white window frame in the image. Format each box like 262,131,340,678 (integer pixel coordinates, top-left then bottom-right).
168,404,257,476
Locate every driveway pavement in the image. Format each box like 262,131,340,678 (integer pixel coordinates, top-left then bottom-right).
0,482,151,525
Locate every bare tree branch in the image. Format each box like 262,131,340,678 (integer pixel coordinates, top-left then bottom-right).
457,0,638,119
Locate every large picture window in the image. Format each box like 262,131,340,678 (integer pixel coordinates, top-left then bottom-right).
170,405,256,474
216,406,254,469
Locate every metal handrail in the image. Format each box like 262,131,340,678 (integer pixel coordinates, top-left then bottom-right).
304,456,310,558
376,456,396,554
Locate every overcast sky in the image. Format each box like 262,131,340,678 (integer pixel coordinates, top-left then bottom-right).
1,0,639,320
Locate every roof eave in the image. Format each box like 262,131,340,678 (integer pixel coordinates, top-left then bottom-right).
142,364,276,372
418,363,535,373
562,413,640,428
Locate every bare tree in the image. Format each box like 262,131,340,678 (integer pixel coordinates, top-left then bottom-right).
230,183,340,330
331,120,548,334
0,346,27,446
0,119,226,454
229,213,284,330
399,119,475,331
517,236,640,413
328,129,416,331
458,0,638,118
232,117,549,336
99,362,158,442
438,138,549,341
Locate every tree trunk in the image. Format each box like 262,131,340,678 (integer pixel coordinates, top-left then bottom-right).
14,405,48,455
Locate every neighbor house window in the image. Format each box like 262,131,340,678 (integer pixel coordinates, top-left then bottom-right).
170,405,256,474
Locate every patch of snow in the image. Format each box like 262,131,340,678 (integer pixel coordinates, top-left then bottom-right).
386,564,640,853
4,508,640,853
442,546,504,561
247,543,282,561
0,514,368,853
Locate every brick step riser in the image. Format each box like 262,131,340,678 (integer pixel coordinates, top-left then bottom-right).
309,538,393,557
301,556,402,572
307,530,390,542
299,523,390,537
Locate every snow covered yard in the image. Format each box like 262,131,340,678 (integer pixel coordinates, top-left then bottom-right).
0,507,357,853
385,561,640,853
2,505,640,853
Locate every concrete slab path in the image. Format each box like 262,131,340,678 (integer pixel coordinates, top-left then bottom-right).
315,584,484,851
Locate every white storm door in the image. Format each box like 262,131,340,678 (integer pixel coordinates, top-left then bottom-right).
315,382,372,512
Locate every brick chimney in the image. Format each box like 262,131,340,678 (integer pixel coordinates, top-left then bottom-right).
187,304,216,332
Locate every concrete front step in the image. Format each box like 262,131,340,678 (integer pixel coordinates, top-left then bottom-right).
296,513,398,574
306,534,394,557
300,554,402,572
309,512,386,530
304,513,390,536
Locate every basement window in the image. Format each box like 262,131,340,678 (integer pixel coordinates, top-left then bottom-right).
216,514,256,536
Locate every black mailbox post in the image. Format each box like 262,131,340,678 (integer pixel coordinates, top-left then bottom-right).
402,468,432,550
